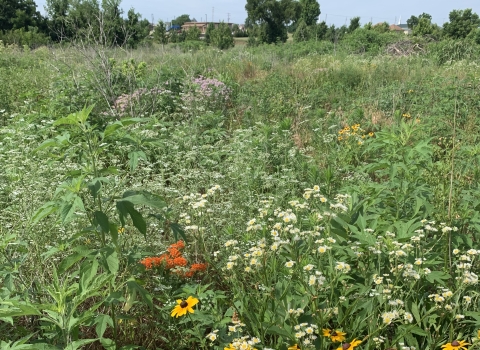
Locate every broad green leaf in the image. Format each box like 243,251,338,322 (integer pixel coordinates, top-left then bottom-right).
105,249,119,275
103,121,123,138
265,324,291,338
126,280,153,310
94,211,110,233
121,117,150,126
88,180,102,198
116,201,146,236
100,338,116,349
170,223,187,242
80,259,99,293
411,302,421,325
64,338,98,350
34,138,57,152
128,150,147,171
58,253,84,274
60,195,85,223
121,190,166,210
425,271,451,285
30,201,57,226
0,301,41,317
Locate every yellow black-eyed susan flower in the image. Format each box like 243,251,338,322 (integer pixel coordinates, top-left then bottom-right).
441,340,470,350
171,296,199,318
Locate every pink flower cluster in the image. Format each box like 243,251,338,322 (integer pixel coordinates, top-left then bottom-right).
113,87,171,116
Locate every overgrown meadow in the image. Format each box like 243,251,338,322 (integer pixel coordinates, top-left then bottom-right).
2,38,480,350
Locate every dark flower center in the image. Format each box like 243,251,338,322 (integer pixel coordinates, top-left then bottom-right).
342,343,351,350
180,301,188,308
332,331,338,336
452,341,460,347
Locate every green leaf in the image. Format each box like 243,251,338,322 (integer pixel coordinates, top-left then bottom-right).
64,338,98,350
79,259,99,293
88,180,102,198
121,117,150,126
100,338,116,349
105,249,119,275
30,201,57,226
95,314,113,339
411,302,421,325
265,325,291,338
60,195,85,224
58,253,84,274
0,301,41,317
94,211,110,233
425,271,451,285
128,151,147,171
54,105,94,127
116,200,146,236
121,190,166,210
34,138,57,152
170,223,187,242
126,280,153,310
103,121,124,138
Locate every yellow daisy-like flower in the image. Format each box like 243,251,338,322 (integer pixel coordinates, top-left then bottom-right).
441,340,470,350
288,344,301,350
171,296,199,318
323,329,347,342
337,338,362,350
224,345,235,350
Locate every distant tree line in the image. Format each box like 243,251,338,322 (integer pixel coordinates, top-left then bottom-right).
244,0,480,46
1,0,479,49
0,0,153,47
152,17,235,50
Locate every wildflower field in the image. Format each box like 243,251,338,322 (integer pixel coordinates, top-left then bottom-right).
2,39,480,350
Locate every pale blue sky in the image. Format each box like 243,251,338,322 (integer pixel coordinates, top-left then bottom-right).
35,0,480,27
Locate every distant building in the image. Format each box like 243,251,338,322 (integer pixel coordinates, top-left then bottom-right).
181,22,234,35
389,24,404,33
167,24,182,32
398,24,412,35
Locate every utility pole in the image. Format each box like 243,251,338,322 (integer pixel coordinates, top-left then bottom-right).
151,14,154,26
212,7,214,23
206,14,207,23
227,13,230,23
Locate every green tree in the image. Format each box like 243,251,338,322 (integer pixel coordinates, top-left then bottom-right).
124,8,150,48
185,25,200,41
293,18,310,42
169,29,179,43
373,21,389,33
324,23,336,42
311,20,327,40
407,12,431,30
153,20,168,46
101,0,124,46
205,22,215,44
245,0,301,43
0,0,45,32
172,14,191,26
210,22,234,49
412,16,440,38
348,16,360,33
443,9,480,39
45,0,71,41
67,0,101,38
299,0,320,26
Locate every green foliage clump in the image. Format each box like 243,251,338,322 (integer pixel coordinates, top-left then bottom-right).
209,23,234,50
443,8,480,39
245,0,301,43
